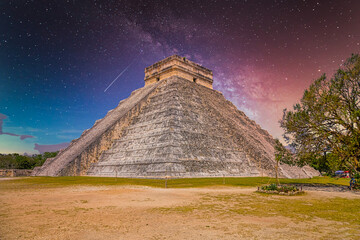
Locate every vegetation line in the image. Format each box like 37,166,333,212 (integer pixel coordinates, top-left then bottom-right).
0,176,350,190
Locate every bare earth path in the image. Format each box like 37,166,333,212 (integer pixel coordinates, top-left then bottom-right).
1,184,359,239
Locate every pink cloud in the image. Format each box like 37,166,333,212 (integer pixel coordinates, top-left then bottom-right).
0,113,34,141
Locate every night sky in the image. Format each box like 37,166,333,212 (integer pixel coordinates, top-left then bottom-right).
1,0,359,154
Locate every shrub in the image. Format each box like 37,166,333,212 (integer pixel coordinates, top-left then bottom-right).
259,184,301,194
261,183,277,191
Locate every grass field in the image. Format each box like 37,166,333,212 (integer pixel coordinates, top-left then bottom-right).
1,176,358,239
0,176,351,190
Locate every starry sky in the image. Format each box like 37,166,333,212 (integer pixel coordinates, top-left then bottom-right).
1,0,359,154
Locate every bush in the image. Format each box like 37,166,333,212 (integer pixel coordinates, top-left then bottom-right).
259,184,301,195
261,183,278,191
278,185,299,193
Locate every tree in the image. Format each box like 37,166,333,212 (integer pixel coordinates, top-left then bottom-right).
280,54,360,172
0,151,58,169
16,155,32,169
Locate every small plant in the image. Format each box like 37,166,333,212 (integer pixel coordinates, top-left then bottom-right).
258,184,302,195
278,185,299,193
261,183,277,191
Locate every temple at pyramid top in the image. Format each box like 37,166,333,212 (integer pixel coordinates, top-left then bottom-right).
144,55,213,89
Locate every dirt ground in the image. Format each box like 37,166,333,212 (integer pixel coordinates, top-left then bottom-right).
0,183,359,240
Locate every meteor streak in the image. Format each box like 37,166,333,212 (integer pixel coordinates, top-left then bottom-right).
104,51,142,92
104,64,132,92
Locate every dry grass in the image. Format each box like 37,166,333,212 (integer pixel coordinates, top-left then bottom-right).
0,176,350,190
0,177,359,239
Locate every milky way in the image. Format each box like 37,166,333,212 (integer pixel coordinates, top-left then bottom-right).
1,0,359,153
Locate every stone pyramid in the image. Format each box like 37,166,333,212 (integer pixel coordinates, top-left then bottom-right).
33,55,319,178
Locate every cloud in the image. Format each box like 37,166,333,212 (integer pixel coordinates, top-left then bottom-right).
211,64,291,140
0,113,34,140
34,142,70,154
20,135,34,140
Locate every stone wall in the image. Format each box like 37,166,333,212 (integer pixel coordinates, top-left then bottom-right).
144,55,213,89
0,169,33,177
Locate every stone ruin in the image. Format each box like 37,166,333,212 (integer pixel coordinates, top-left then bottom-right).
33,55,320,178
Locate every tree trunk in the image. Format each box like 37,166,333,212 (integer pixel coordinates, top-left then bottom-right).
275,160,280,186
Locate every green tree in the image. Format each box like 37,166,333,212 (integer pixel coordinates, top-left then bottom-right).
36,152,58,167
0,151,58,169
16,155,32,169
280,54,360,173
0,154,16,169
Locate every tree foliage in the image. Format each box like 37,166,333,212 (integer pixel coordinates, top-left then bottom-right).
280,54,360,172
0,152,58,169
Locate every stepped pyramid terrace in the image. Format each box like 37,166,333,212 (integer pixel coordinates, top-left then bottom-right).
33,55,319,178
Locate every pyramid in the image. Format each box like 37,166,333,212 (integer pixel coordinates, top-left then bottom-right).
33,55,319,178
